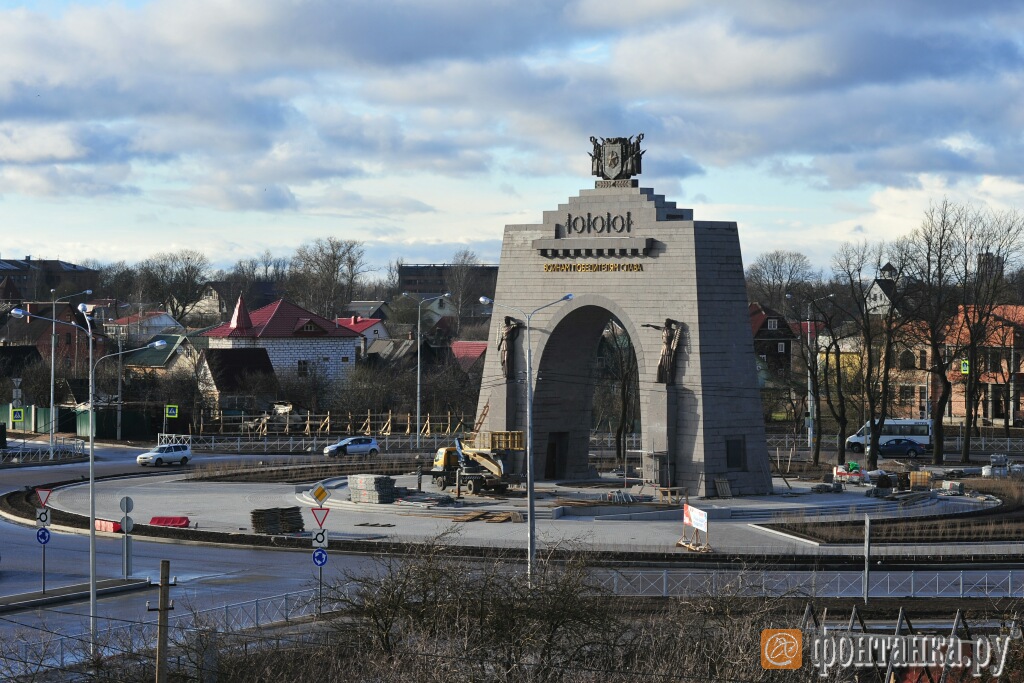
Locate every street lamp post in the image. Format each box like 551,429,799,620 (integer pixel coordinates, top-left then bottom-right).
50,289,92,458
11,306,162,657
402,292,450,449
802,294,834,449
479,293,573,581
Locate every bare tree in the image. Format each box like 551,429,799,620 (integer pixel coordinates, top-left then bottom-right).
286,238,370,319
904,200,963,466
746,249,815,311
818,284,860,465
138,249,212,322
832,240,912,470
951,205,1024,462
443,249,480,336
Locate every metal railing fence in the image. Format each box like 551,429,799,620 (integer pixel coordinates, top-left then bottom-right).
7,567,1024,678
0,436,85,464
160,432,643,454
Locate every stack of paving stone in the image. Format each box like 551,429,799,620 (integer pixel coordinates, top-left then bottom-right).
250,506,305,534
349,474,396,504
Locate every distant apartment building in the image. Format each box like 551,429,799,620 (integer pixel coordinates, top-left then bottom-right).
0,256,98,301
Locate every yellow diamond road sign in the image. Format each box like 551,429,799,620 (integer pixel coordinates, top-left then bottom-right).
311,483,330,506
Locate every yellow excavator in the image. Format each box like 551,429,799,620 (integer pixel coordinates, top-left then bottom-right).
430,433,525,495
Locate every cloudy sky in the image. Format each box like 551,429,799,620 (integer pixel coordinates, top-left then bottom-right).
2,0,1024,274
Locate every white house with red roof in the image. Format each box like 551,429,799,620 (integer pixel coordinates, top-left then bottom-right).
335,316,388,340
106,309,184,343
202,296,360,382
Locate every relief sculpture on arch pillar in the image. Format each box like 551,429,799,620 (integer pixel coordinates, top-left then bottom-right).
644,318,683,384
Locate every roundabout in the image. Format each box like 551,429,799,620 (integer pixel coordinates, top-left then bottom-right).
4,464,1020,568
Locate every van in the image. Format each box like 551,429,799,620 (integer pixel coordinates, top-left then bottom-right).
137,443,193,466
845,419,931,454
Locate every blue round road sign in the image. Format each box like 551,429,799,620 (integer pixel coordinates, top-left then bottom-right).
312,548,328,567
36,528,51,545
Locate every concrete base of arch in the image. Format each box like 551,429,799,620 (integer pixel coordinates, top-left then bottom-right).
476,183,773,497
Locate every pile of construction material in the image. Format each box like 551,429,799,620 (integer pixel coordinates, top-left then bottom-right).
251,506,305,534
349,474,397,504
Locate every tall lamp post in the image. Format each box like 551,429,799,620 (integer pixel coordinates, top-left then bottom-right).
799,293,834,449
479,293,573,581
402,292,450,448
50,288,92,459
11,306,163,656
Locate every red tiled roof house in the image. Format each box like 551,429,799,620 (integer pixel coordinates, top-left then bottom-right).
202,297,360,383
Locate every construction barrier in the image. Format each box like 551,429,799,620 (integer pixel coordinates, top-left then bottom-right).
95,519,123,533
149,516,190,528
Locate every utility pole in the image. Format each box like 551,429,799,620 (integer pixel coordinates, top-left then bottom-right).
148,559,175,683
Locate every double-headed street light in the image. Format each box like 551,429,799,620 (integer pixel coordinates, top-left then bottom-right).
479,293,573,581
11,306,163,656
402,291,450,448
50,289,92,459
787,293,835,448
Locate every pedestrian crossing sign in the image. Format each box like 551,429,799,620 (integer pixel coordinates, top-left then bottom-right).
12,408,24,422
165,404,179,418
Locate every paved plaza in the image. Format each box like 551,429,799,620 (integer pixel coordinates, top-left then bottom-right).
33,471,1018,559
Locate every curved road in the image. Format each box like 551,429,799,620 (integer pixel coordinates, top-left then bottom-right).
0,443,373,642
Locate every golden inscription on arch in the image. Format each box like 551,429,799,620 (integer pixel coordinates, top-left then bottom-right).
543,263,644,273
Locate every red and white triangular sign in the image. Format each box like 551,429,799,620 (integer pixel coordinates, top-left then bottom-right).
311,507,330,528
36,489,52,508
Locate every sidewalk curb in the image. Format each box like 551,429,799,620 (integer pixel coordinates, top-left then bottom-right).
0,579,152,614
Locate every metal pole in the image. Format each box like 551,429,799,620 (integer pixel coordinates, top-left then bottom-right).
412,293,448,448
84,310,97,656
863,515,870,604
416,302,422,449
525,315,536,580
50,289,56,460
480,294,572,585
807,302,813,449
117,334,123,441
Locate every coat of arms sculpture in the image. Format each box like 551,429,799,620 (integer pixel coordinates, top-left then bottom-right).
589,133,645,181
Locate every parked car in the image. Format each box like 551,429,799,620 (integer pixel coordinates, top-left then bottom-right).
137,443,193,467
324,436,380,458
865,438,926,458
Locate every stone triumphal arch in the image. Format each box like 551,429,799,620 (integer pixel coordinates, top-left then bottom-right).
475,135,772,496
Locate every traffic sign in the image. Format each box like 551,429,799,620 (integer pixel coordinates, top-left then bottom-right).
165,404,179,419
312,548,328,566
310,483,331,506
312,529,328,548
120,496,134,514
35,488,52,507
11,408,24,423
36,508,50,528
36,528,51,545
121,515,135,534
311,507,330,528
961,359,970,375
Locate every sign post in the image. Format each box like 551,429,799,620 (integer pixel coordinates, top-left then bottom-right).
677,501,711,552
310,495,330,616
120,496,134,579
163,404,178,435
36,488,52,592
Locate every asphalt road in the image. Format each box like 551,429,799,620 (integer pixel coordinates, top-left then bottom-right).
0,441,371,644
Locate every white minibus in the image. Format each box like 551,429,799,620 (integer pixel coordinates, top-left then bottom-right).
844,419,931,453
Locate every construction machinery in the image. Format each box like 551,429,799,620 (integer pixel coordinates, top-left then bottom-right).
430,432,525,495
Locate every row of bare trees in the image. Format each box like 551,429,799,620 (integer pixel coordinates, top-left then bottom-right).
749,200,1024,470
86,240,487,328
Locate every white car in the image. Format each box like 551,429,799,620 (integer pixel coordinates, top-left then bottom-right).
323,436,379,457
137,443,193,467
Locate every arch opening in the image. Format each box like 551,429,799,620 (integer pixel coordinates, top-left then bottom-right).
532,305,640,480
